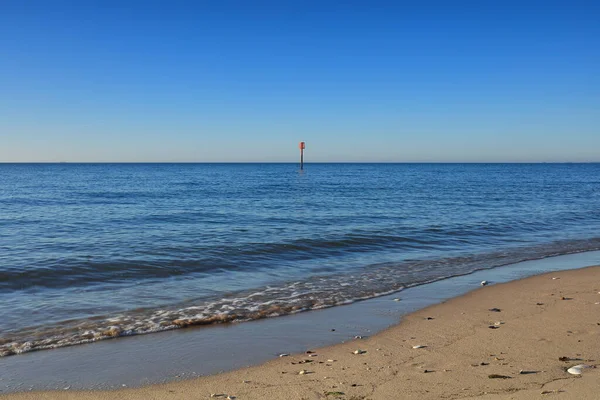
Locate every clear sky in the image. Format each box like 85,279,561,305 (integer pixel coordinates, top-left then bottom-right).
1,1,598,162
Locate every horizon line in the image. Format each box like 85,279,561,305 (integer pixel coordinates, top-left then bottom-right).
1,161,599,165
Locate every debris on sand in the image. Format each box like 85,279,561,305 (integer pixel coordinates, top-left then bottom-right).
488,374,512,379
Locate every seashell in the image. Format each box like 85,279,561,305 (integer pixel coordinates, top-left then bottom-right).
279,353,289,357
552,277,560,280
353,349,366,354
412,345,427,349
298,369,308,375
567,364,593,375
226,396,236,400
354,335,363,339
481,281,488,286
494,321,504,325
393,298,401,301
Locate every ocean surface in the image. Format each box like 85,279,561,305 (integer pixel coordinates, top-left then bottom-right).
1,163,599,357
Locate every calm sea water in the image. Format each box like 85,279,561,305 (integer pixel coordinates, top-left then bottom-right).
1,163,599,356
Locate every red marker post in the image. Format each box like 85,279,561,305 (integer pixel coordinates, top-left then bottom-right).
299,141,306,170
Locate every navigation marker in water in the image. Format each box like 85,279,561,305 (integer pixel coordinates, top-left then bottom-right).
299,141,306,170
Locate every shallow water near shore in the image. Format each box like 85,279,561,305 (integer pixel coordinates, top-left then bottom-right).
1,249,599,393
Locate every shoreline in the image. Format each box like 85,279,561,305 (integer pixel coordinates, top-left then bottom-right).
2,262,600,398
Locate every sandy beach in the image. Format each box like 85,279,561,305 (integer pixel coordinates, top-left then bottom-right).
4,266,599,400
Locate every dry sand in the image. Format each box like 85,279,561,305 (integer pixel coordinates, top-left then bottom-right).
4,266,600,400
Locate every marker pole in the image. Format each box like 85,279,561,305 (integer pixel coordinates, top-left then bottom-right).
299,142,305,170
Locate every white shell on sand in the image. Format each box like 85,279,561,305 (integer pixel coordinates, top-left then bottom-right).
480,281,488,286
567,364,592,375
353,349,366,354
412,345,427,349
299,369,308,375
279,353,289,357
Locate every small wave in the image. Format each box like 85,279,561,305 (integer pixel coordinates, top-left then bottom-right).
2,237,600,357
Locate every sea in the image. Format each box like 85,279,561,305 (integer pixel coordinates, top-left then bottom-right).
1,163,599,358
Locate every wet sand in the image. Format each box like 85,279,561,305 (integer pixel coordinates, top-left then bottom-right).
4,266,599,399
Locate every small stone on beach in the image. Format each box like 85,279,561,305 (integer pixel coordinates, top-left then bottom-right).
412,345,427,349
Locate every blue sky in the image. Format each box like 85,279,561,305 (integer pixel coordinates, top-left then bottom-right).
1,1,598,162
